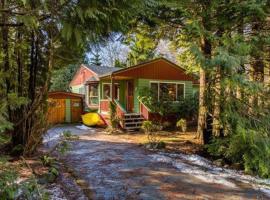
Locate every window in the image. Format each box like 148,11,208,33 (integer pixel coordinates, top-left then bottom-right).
160,83,176,101
150,83,159,99
177,84,184,100
150,82,185,101
103,84,111,99
102,83,120,100
114,84,120,100
89,84,98,105
79,86,85,95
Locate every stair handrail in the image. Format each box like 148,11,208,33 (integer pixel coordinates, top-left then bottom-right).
138,98,151,112
114,99,127,114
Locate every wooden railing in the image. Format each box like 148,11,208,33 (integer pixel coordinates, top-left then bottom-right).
100,99,110,113
114,99,126,119
139,99,151,120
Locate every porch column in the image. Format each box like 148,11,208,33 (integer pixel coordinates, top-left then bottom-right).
111,75,115,101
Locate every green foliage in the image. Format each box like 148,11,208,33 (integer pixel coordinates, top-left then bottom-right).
114,58,127,68
125,23,159,66
0,0,147,154
109,101,119,129
139,87,174,117
176,119,187,132
50,65,78,92
173,93,199,120
0,156,46,200
141,121,155,133
90,53,102,66
141,120,162,145
41,155,56,167
206,117,270,178
0,157,18,200
139,87,198,119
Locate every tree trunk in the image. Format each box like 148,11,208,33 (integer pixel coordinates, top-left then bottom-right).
197,36,211,144
212,65,221,137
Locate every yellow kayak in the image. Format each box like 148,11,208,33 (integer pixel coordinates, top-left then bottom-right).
81,113,104,126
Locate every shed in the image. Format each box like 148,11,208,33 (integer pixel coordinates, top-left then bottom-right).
47,91,84,124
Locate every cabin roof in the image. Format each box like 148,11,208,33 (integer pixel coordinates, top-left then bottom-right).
98,57,198,83
83,64,120,75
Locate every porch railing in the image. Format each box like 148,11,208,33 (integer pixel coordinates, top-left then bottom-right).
138,99,151,120
100,99,110,113
114,99,127,119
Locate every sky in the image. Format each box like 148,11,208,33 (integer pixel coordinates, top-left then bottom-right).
86,34,178,67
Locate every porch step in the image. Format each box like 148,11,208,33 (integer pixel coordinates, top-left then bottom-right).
121,113,145,130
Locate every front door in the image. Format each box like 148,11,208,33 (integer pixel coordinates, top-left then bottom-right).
126,80,134,113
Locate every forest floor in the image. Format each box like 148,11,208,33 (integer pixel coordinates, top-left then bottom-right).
40,124,270,200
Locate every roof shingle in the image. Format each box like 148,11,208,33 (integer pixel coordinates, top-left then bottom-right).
83,64,120,75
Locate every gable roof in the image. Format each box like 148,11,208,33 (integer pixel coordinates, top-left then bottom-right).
99,57,198,83
83,64,120,75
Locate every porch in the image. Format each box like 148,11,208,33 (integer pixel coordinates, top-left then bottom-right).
98,76,151,130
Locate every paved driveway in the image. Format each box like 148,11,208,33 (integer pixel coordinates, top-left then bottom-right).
43,125,270,200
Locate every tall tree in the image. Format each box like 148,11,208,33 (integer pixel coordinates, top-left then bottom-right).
0,0,145,154
50,64,78,92
125,23,159,66
90,53,102,66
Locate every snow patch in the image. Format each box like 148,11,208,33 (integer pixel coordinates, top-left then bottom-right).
150,152,270,196
75,125,92,130
46,184,67,200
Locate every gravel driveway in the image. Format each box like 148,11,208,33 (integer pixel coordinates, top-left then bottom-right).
43,125,270,200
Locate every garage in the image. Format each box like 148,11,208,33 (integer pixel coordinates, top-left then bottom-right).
47,91,84,124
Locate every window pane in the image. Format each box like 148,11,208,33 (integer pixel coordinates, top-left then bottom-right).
150,83,158,99
177,84,184,100
90,97,99,105
89,84,98,97
160,83,176,101
103,84,111,99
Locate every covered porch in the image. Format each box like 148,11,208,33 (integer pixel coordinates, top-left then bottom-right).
98,74,149,130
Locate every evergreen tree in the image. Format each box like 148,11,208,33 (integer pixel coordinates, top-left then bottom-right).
90,53,102,66
125,23,159,66
0,0,145,154
145,0,270,177
114,58,127,68
50,64,78,92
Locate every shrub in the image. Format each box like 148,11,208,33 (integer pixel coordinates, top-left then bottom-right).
173,93,199,120
0,156,47,199
141,121,162,145
109,101,119,129
176,118,187,132
206,126,270,178
139,87,199,121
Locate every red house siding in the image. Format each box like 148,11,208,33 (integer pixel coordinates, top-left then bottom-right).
112,59,195,82
70,65,96,87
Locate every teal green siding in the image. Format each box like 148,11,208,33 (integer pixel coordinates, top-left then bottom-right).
134,79,194,113
65,99,71,122
119,80,126,109
98,79,127,111
98,78,194,113
71,84,84,94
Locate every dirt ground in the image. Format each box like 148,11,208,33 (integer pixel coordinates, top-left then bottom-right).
41,125,270,200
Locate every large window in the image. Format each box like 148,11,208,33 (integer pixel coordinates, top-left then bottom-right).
89,84,98,105
102,83,119,100
150,82,185,101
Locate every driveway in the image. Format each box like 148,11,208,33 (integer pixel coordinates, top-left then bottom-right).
43,125,270,200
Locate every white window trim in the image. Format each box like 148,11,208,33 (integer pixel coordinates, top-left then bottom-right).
101,83,120,100
89,84,99,105
149,81,185,102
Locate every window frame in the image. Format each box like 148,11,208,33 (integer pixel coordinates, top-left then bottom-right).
101,83,120,100
88,83,99,105
149,81,185,102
